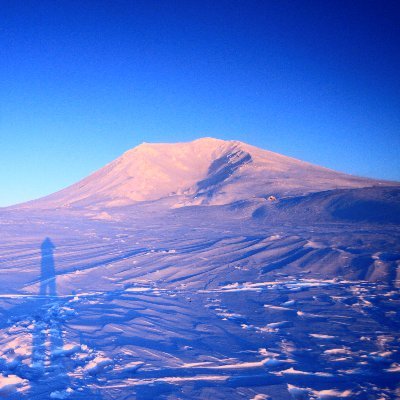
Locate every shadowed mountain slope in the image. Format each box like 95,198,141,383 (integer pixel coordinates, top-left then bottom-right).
252,186,400,225
18,138,393,209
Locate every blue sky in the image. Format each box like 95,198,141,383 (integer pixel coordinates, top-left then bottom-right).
1,0,399,206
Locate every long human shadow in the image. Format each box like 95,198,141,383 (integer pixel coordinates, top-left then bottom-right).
31,238,63,370
26,238,101,399
26,237,70,398
39,237,57,296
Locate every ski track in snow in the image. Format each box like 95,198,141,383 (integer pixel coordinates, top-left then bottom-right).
0,211,399,399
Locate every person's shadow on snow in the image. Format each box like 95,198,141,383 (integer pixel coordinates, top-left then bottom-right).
30,238,68,393
27,238,102,399
3,238,102,399
39,237,57,296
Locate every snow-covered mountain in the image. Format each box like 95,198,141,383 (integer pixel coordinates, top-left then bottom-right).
1,138,399,399
21,137,389,209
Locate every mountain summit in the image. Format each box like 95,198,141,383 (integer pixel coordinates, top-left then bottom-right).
25,138,386,209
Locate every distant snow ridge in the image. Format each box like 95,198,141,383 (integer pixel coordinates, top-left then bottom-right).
20,137,389,209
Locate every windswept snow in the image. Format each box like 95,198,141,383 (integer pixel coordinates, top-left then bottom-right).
0,209,398,399
0,138,399,399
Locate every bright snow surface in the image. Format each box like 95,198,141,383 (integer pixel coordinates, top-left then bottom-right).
0,138,399,399
19,137,392,209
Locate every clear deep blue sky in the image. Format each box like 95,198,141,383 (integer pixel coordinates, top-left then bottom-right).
1,0,399,206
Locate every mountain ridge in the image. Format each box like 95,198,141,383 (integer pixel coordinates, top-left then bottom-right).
15,137,395,209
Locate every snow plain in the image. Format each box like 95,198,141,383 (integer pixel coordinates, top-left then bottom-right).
0,138,399,399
